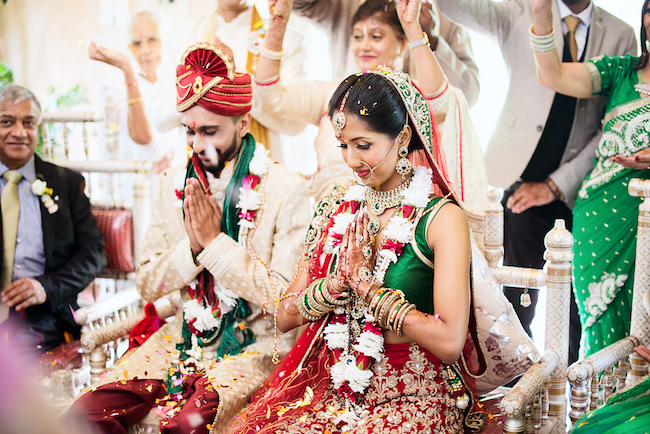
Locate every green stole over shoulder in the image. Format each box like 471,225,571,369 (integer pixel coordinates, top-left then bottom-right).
174,134,257,378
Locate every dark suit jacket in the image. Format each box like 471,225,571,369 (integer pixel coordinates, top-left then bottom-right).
1,155,106,348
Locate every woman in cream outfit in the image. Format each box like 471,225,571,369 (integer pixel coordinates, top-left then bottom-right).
254,0,486,213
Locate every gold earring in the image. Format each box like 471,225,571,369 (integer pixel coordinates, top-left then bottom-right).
396,146,412,182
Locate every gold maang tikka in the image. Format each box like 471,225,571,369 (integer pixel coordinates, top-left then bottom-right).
334,88,352,139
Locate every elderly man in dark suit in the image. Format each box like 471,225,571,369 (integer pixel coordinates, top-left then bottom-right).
0,84,105,352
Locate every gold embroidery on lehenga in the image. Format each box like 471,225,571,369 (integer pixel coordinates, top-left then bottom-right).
275,343,463,433
366,355,400,403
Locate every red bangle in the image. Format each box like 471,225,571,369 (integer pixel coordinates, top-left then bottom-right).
125,81,138,87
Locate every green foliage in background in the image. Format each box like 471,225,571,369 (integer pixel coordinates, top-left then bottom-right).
0,62,14,86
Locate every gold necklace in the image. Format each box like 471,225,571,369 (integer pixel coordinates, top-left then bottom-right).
365,178,410,217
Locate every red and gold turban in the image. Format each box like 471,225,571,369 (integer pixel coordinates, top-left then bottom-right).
175,42,253,115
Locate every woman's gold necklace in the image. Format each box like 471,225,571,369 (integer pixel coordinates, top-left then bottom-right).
365,177,411,217
365,177,411,241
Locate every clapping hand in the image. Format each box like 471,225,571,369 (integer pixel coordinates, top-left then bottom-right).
89,41,130,71
183,178,222,256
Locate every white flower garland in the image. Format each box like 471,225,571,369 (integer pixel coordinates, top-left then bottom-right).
325,313,384,394
322,167,432,415
235,144,270,244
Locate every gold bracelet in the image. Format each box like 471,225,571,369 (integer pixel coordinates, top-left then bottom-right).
323,278,348,306
377,292,400,328
382,296,404,329
395,304,416,336
307,279,331,316
297,292,320,321
315,280,335,308
390,301,411,332
387,300,407,331
127,96,144,105
368,287,386,314
372,289,392,319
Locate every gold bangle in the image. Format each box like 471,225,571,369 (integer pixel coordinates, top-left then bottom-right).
390,301,411,332
373,289,393,320
383,296,404,329
368,287,386,314
324,278,348,306
127,96,144,105
307,279,331,315
297,292,320,321
396,304,416,336
315,280,335,308
387,300,406,331
377,292,400,328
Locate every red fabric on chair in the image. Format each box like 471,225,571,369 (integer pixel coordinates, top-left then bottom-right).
35,340,83,375
128,303,166,351
92,209,133,273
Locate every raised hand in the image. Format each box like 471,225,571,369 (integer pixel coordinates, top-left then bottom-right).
89,41,130,71
529,0,554,13
268,0,293,22
396,0,423,40
419,0,440,38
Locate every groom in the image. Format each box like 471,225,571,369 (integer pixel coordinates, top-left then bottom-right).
70,43,311,434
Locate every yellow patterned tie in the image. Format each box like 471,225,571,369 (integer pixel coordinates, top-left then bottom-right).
564,15,582,62
1,170,22,321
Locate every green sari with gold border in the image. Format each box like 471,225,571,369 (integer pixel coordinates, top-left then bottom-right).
573,55,650,357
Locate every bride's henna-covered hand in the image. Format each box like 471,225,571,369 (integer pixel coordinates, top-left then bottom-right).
343,209,374,290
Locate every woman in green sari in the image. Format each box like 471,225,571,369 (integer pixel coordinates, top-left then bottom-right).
530,0,650,357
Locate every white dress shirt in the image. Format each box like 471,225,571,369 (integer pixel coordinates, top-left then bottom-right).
557,0,594,60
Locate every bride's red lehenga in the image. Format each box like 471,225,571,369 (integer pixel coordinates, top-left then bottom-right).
226,67,487,434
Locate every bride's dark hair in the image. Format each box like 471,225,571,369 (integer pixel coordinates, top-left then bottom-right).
328,73,424,152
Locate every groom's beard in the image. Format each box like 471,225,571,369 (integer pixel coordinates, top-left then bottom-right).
201,133,239,178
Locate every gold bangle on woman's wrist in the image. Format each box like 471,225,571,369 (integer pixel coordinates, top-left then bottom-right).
127,96,143,105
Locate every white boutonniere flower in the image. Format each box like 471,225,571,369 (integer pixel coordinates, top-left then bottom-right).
31,177,58,214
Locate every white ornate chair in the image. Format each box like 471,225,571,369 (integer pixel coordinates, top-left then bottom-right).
566,178,650,426
37,160,156,403
40,96,118,160
467,188,574,434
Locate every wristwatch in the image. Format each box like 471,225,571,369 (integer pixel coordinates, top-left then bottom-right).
407,31,430,50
